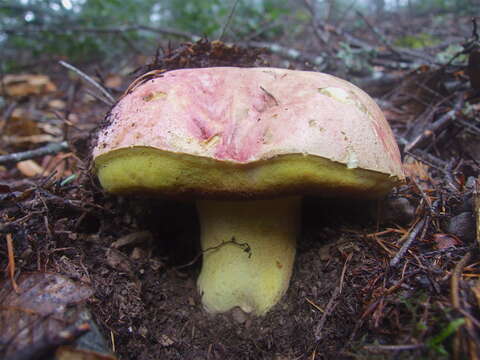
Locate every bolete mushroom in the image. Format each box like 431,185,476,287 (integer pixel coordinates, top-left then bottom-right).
93,67,404,315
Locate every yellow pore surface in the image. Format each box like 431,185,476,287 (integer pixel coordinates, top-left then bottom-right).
94,146,401,199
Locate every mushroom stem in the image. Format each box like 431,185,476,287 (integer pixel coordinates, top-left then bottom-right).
196,197,301,315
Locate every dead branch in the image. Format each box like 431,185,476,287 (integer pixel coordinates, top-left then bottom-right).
451,252,472,309
302,0,330,47
218,0,240,41
244,41,327,69
405,94,465,153
390,216,430,268
0,141,69,165
2,25,201,42
5,322,90,360
475,179,480,249
59,61,115,105
356,10,434,64
314,253,351,340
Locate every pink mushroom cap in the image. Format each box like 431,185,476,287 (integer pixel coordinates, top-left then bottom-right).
93,67,404,199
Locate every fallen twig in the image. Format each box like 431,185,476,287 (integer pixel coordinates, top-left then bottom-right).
450,251,474,360
364,343,425,352
314,285,340,341
390,216,429,268
314,253,351,340
451,252,472,309
405,94,465,153
59,60,115,105
0,141,69,165
218,0,240,41
6,233,19,293
0,101,17,134
475,178,480,248
6,322,90,360
244,41,327,69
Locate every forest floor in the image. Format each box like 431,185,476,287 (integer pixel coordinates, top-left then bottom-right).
1,12,480,360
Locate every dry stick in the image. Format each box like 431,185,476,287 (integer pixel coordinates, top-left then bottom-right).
244,41,327,69
355,10,402,59
475,178,480,249
451,252,472,310
302,0,329,47
0,141,68,165
218,0,240,41
0,101,17,134
7,23,327,71
405,94,465,153
59,60,115,105
314,253,351,340
364,344,425,352
455,118,480,136
410,176,433,211
6,233,19,293
450,252,473,360
356,10,433,64
390,216,429,268
314,286,340,341
2,24,200,42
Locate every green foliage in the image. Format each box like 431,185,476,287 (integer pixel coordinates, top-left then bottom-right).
435,44,468,65
159,0,288,39
336,42,375,75
426,318,465,355
0,0,159,70
407,0,475,14
394,33,439,49
0,0,290,71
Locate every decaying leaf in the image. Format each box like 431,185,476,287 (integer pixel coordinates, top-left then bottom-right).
403,160,431,181
1,74,57,97
0,272,94,358
4,108,42,138
16,159,44,177
56,345,117,360
431,233,462,250
104,75,122,89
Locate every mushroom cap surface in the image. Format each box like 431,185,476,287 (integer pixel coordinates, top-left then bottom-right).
93,67,404,198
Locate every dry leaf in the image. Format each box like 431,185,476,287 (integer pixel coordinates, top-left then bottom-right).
48,98,67,110
16,159,44,177
111,231,153,249
4,134,60,146
0,272,93,358
1,74,57,97
432,233,462,250
403,159,430,181
4,108,42,137
56,346,117,360
106,248,132,273
41,153,74,179
105,75,122,88
159,334,175,347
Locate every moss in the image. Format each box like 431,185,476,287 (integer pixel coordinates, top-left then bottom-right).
394,33,439,49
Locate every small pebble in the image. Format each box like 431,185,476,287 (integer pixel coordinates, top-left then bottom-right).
231,307,248,324
446,212,475,241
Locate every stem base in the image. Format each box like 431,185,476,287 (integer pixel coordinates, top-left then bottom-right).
197,197,300,315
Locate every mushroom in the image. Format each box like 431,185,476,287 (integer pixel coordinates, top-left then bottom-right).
92,67,404,315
